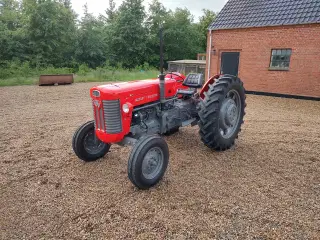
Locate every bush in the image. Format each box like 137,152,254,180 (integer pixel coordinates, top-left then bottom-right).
0,60,73,79
0,60,159,86
78,64,90,76
0,60,32,79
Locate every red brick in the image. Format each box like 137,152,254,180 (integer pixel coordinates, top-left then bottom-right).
206,24,320,98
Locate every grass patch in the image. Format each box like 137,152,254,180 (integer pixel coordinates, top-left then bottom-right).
0,77,38,87
0,69,159,87
75,68,158,83
0,61,159,86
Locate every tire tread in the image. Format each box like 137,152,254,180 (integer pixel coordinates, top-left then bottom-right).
198,75,246,150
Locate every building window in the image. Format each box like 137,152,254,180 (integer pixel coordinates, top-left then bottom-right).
270,49,292,70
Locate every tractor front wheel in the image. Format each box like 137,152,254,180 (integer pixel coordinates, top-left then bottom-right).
72,121,111,162
198,75,246,151
128,135,169,189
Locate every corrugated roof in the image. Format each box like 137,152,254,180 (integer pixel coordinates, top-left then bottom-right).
209,0,320,30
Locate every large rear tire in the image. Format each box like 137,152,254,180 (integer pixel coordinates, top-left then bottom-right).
198,75,246,151
72,121,111,162
128,135,169,190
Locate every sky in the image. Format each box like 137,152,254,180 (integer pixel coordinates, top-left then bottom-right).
71,0,228,21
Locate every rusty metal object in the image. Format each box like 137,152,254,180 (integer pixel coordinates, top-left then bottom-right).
39,74,74,86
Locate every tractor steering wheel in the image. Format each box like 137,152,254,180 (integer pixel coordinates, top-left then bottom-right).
167,72,185,81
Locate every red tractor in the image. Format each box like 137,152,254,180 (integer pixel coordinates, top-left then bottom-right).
72,32,246,190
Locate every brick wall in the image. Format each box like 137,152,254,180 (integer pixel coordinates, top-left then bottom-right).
206,24,320,98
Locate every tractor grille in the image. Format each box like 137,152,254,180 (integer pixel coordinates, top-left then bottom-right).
102,100,122,134
92,101,105,131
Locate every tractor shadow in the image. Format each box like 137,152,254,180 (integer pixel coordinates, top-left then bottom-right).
164,126,255,165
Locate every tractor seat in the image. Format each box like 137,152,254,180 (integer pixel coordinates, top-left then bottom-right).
177,88,197,96
176,73,204,97
182,73,205,88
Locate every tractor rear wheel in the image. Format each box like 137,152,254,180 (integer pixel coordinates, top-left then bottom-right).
128,135,169,189
72,121,111,162
198,75,246,151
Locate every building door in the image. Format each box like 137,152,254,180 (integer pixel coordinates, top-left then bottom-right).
220,52,240,76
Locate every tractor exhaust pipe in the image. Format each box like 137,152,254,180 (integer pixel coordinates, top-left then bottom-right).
159,25,165,106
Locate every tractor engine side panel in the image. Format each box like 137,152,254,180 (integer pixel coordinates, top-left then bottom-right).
161,99,198,133
129,99,198,138
130,106,161,138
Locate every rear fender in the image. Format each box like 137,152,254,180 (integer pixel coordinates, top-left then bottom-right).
200,74,220,99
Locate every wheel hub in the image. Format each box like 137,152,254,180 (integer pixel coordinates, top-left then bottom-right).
219,90,241,139
142,147,164,180
226,102,238,126
146,157,158,173
84,131,104,154
220,99,237,129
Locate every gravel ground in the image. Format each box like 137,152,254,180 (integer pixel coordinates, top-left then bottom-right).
0,83,319,240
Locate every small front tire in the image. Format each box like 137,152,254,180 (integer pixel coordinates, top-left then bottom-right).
128,135,169,190
72,121,111,162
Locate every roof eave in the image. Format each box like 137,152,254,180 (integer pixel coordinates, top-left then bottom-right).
208,21,320,31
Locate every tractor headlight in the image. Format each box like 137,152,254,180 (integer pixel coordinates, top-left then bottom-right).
92,90,100,97
122,104,130,113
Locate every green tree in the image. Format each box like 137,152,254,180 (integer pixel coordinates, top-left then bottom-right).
145,0,168,67
75,4,108,68
0,0,216,74
164,8,202,61
105,0,117,23
61,0,71,9
0,0,21,31
21,0,37,17
146,0,167,34
198,9,217,50
0,0,26,61
108,0,147,68
26,0,77,66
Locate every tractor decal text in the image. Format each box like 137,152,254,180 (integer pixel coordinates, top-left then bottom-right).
135,94,159,102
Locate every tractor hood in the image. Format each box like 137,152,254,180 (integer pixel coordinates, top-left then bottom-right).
95,79,161,95
90,73,186,101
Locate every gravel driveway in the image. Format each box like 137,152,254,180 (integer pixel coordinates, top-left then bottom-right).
0,83,319,239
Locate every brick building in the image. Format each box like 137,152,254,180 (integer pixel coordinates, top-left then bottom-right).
207,0,320,98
